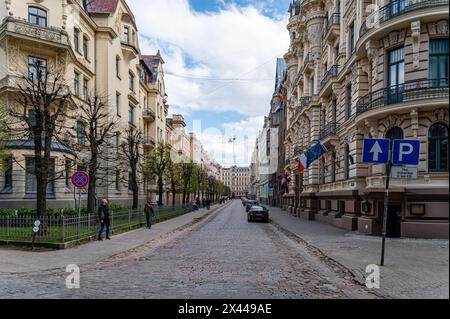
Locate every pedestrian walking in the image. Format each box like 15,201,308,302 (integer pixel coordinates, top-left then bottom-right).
196,197,201,209
98,198,111,241
145,201,154,229
192,197,198,211
206,197,211,210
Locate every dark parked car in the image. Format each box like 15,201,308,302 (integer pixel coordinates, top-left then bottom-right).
245,200,259,212
248,206,269,223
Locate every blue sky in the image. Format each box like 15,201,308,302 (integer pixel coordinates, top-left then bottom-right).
129,0,291,166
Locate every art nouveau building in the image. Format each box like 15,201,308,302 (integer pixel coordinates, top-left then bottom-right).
283,0,448,238
0,0,165,209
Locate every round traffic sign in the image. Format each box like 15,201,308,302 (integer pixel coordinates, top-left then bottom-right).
33,227,40,233
34,220,41,227
71,171,89,188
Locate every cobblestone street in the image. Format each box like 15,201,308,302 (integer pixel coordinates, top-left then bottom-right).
0,201,375,299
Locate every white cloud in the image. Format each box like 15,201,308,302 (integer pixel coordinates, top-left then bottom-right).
192,116,264,167
129,0,289,116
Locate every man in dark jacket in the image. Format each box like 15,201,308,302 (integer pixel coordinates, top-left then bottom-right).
144,201,154,229
98,198,111,241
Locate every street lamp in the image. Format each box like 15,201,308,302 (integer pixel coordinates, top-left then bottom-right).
228,136,236,166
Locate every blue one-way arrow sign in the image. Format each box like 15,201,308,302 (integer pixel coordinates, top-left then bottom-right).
363,139,390,164
392,140,420,165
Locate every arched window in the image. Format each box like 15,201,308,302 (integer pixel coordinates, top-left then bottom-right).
429,123,449,172
28,7,47,27
386,127,404,142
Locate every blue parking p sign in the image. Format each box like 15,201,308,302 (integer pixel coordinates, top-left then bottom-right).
363,139,390,164
392,140,420,165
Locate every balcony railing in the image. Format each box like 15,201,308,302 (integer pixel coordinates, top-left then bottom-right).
320,65,340,90
143,109,156,120
143,136,156,146
359,0,448,38
356,78,449,115
323,13,340,37
0,17,69,46
319,122,338,140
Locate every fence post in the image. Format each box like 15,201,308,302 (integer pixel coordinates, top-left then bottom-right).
7,215,10,241
62,215,65,242
88,213,91,237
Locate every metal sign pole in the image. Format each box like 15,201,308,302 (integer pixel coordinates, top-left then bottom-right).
77,188,82,238
381,158,392,267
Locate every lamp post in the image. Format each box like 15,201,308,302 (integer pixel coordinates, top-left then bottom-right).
228,136,236,166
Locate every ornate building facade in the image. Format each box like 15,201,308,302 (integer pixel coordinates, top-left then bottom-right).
283,0,448,238
223,166,250,198
0,0,167,209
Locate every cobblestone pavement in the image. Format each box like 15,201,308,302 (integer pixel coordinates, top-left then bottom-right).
0,201,375,299
269,206,449,299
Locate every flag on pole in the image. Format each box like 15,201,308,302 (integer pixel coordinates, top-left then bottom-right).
298,142,327,173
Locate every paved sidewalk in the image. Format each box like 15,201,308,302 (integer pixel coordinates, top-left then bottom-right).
0,203,228,274
269,206,449,299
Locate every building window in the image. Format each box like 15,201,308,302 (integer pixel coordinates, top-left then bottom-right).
128,105,134,124
129,72,135,92
3,157,12,190
344,144,350,180
77,121,86,145
74,29,80,52
128,172,133,191
83,36,89,59
429,123,449,172
124,26,130,43
83,78,89,100
115,169,121,191
28,6,47,27
116,56,121,78
25,158,55,194
346,85,352,119
28,56,47,81
116,92,121,116
387,47,405,104
390,0,406,17
331,151,336,183
429,39,449,87
348,24,355,54
65,160,72,187
74,72,80,96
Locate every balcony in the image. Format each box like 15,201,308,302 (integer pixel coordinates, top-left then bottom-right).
320,65,340,92
142,109,156,122
356,78,449,116
143,136,156,148
359,0,448,39
0,17,69,49
323,13,340,42
319,122,338,141
121,41,139,60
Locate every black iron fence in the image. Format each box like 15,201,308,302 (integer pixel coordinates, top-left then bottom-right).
320,65,340,90
0,204,193,244
356,78,449,115
319,122,338,140
323,13,340,37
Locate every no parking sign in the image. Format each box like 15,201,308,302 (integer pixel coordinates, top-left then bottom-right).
71,171,89,189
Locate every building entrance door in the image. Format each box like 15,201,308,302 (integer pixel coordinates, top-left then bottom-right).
386,204,402,238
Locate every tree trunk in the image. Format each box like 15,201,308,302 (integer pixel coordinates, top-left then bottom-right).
87,149,98,215
172,183,176,206
158,174,164,206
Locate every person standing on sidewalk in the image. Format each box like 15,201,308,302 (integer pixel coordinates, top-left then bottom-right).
145,201,154,229
98,198,111,241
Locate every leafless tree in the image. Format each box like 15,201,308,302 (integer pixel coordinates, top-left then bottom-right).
120,127,143,209
6,60,70,219
74,95,117,215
